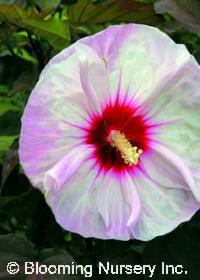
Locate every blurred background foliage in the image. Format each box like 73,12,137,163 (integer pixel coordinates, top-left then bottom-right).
0,0,200,279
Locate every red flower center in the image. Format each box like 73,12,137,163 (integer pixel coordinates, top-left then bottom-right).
85,98,151,173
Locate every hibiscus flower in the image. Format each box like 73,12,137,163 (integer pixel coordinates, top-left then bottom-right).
19,24,200,241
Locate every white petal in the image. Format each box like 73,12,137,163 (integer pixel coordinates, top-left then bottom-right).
96,173,141,240
42,24,190,104
44,145,93,192
75,44,110,114
131,147,199,241
80,24,191,103
146,57,200,201
46,161,108,239
19,43,110,188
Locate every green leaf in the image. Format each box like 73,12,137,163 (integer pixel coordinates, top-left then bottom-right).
38,248,80,280
0,23,16,45
0,232,79,279
193,45,200,64
0,0,27,8
0,4,70,49
0,97,19,116
10,71,38,95
34,0,62,10
0,97,21,162
0,233,36,279
0,136,17,164
68,0,162,25
0,85,9,95
0,233,36,259
0,110,21,136
14,47,38,64
0,139,18,188
0,188,40,221
155,0,200,37
0,233,79,279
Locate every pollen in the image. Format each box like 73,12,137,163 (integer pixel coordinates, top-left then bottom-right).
108,130,143,166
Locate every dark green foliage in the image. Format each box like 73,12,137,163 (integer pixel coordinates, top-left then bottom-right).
0,0,200,279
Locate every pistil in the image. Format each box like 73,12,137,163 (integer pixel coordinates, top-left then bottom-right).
108,130,143,166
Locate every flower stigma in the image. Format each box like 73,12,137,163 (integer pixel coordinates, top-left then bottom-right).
108,130,143,166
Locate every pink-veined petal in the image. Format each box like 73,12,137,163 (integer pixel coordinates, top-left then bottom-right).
131,146,199,241
42,24,191,104
96,173,141,240
143,57,200,201
44,145,93,192
76,44,110,114
19,23,200,242
46,161,108,239
19,44,110,188
79,24,191,104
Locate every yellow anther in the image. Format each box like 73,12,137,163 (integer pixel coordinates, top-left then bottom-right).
109,131,143,166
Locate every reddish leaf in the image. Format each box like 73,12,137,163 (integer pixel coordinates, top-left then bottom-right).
68,0,162,25
155,0,200,37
